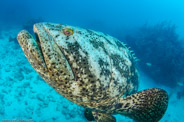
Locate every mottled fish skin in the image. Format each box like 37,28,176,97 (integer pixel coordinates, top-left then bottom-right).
17,23,168,122
18,23,138,105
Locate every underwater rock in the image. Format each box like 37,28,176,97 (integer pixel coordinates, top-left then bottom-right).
4,77,16,87
22,66,33,74
46,95,55,102
24,101,28,106
1,89,8,94
56,102,64,112
62,104,68,109
0,94,5,104
13,71,24,82
28,92,36,99
6,101,12,106
34,75,44,84
36,93,45,102
52,117,57,121
35,108,42,117
61,108,68,115
19,89,27,97
25,106,34,115
22,82,30,88
4,67,11,72
16,60,27,66
65,114,70,120
25,75,33,81
0,107,5,116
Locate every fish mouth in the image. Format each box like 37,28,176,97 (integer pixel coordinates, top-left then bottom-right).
17,29,48,74
34,32,44,58
32,23,75,80
35,32,40,49
17,23,75,82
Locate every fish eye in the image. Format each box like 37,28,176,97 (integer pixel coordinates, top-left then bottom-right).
63,28,74,36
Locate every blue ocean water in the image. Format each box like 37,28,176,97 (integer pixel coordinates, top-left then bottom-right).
0,0,184,121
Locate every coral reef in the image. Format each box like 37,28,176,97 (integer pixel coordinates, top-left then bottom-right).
124,22,184,88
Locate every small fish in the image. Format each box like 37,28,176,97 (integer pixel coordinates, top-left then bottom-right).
146,62,152,67
177,81,184,86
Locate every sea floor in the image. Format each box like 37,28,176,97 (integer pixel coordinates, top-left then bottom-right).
0,28,183,122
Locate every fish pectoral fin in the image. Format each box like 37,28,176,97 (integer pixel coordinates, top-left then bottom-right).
115,88,168,122
92,111,116,122
84,108,116,122
84,108,95,121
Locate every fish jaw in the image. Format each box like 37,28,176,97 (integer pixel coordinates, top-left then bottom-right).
33,23,75,81
17,23,75,86
17,30,49,77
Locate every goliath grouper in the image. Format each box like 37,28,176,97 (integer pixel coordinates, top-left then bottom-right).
17,23,168,122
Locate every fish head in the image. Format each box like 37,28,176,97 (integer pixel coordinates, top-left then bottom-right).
17,23,78,85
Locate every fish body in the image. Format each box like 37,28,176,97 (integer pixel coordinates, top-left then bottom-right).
17,23,168,122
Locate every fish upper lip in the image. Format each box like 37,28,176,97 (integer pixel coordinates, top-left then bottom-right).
17,29,49,75
32,24,48,70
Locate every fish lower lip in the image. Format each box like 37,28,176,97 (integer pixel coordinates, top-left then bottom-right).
17,30,48,72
